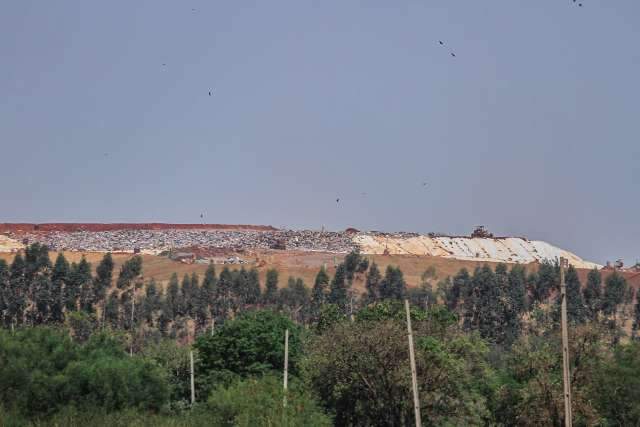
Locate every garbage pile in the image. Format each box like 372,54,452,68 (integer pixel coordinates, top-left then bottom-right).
10,229,358,254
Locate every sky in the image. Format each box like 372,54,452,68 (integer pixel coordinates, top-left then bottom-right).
0,1,638,265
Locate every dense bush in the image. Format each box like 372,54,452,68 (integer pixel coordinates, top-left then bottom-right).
0,327,169,417
206,375,331,426
194,310,303,394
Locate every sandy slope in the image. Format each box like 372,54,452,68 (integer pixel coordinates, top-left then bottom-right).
354,235,600,269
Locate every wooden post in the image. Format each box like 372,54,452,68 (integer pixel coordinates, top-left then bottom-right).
130,290,135,357
405,299,422,427
349,292,355,322
190,350,196,406
560,257,573,427
283,329,289,408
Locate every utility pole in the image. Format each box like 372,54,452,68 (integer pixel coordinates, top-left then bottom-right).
560,257,573,427
404,299,422,427
190,350,195,406
130,289,135,357
283,329,289,408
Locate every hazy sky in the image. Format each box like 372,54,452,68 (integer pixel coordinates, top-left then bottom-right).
1,1,638,264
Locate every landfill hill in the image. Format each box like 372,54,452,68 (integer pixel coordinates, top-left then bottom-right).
0,223,637,292
0,223,276,233
0,223,600,269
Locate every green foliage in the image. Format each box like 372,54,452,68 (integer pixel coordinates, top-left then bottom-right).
603,271,627,316
379,265,406,300
364,261,382,303
314,303,345,333
494,325,606,426
279,277,310,322
194,310,303,394
116,255,143,289
206,375,331,427
263,269,279,306
327,264,348,312
303,316,492,426
591,342,640,425
583,268,602,321
311,266,330,320
0,327,169,418
554,265,586,325
141,339,191,405
529,260,558,305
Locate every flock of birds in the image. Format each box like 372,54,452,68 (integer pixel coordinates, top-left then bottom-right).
110,3,586,220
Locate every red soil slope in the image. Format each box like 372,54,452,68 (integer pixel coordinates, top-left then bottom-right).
0,223,277,233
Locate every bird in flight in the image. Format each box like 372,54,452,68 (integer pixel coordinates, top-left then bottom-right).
336,198,340,204
200,213,204,219
451,52,456,58
422,182,428,187
438,40,444,45
208,90,212,96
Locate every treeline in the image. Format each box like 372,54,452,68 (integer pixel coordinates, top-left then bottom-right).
1,244,638,343
2,244,640,425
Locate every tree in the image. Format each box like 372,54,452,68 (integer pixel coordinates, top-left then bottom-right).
49,253,69,324
180,274,193,317
407,282,436,310
32,274,52,324
303,316,492,426
201,263,217,319
232,268,249,310
116,256,142,289
165,273,181,320
245,268,261,305
311,266,330,320
364,262,382,303
194,310,303,393
104,291,120,329
452,268,471,314
496,325,604,426
507,264,527,315
217,267,234,318
93,253,114,308
379,265,406,300
74,257,93,313
583,268,602,321
603,271,627,319
262,269,279,306
0,327,169,417
0,259,9,326
604,272,627,310
531,261,558,305
591,341,640,425
141,279,161,326
328,264,348,312
9,253,26,326
343,250,364,283
633,297,640,340
279,277,310,322
206,375,331,426
562,265,586,324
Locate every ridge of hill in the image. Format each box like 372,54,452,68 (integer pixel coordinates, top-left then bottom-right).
0,223,277,232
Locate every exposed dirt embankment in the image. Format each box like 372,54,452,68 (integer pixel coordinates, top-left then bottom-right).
0,223,277,233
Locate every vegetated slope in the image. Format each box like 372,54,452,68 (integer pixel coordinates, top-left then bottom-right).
2,250,636,295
